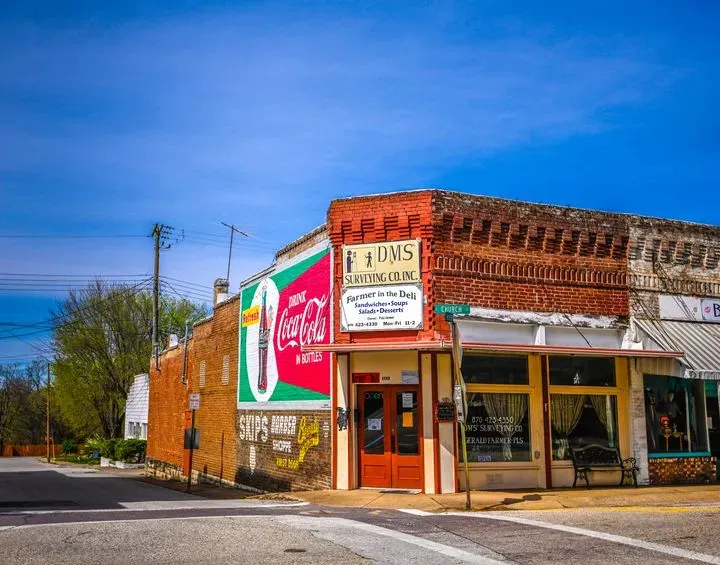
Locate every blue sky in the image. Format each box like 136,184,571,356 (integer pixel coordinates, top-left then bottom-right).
1,1,719,362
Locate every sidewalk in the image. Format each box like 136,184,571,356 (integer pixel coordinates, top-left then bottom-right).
280,484,720,512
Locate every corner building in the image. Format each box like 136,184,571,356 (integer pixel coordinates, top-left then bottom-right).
310,190,718,493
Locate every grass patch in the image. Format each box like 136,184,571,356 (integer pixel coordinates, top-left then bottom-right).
53,455,100,465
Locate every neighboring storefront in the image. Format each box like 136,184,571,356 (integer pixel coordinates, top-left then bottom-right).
632,295,720,484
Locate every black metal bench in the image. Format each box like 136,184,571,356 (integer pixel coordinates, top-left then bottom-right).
570,444,639,488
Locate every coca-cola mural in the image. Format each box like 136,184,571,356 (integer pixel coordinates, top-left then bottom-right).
239,245,331,408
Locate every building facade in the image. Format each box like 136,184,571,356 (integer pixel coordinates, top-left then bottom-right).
147,189,720,493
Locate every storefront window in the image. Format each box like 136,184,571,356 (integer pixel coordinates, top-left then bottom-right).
550,357,615,387
460,393,531,462
644,375,708,454
462,355,529,385
551,394,617,460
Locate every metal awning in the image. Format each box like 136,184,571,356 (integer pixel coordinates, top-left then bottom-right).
302,340,682,358
635,318,720,380
459,342,682,358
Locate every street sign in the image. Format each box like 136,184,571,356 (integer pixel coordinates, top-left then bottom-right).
453,384,465,423
189,393,200,410
434,303,470,315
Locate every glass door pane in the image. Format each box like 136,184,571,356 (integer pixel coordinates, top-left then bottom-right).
395,390,419,455
363,391,385,454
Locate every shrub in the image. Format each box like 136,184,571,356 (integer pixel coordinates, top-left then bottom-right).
61,439,77,455
114,439,146,463
83,437,103,457
100,438,119,459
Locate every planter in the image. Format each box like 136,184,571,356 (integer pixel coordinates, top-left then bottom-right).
100,457,112,467
114,461,144,469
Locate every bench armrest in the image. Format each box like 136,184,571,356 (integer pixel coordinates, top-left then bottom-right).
622,457,637,468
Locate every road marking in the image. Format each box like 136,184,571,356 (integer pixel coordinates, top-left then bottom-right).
0,514,267,530
3,513,508,564
400,509,435,516
572,505,720,514
0,501,307,516
449,511,720,564
278,515,509,565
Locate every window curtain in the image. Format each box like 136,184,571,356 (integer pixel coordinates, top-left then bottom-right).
551,394,585,459
589,395,616,447
481,393,528,461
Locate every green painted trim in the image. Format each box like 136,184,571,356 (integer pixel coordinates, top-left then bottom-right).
648,452,712,459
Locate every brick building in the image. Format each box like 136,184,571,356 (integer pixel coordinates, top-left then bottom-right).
146,293,239,487
148,188,720,493
310,190,720,492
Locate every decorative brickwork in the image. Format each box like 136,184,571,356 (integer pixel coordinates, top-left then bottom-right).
430,191,631,325
648,457,716,485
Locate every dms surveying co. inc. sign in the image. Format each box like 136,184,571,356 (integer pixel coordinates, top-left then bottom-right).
238,244,331,409
341,239,423,332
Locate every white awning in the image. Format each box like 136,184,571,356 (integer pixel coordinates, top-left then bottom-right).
455,319,682,359
634,318,720,380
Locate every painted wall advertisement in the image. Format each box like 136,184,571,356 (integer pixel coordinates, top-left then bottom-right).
238,245,331,409
341,239,423,332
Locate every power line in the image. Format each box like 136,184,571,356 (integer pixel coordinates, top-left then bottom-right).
161,281,211,303
0,273,150,278
160,276,212,292
0,234,146,239
0,278,153,338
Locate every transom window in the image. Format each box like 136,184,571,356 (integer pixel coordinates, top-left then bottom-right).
462,355,529,385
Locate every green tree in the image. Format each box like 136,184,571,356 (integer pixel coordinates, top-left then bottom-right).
52,281,208,438
0,361,70,448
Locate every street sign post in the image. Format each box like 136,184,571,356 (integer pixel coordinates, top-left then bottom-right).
187,393,200,492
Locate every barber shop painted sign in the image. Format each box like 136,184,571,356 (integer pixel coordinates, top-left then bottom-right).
238,245,331,409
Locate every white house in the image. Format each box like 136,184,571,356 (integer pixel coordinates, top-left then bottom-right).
124,374,149,440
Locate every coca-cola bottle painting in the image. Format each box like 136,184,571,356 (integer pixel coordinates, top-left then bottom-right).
257,280,274,393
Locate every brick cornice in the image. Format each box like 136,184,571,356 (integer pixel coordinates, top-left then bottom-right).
434,254,627,289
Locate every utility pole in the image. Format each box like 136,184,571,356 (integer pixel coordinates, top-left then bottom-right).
151,224,174,370
46,362,51,463
152,224,161,371
221,223,248,285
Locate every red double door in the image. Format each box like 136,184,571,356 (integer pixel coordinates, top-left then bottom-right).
358,386,423,490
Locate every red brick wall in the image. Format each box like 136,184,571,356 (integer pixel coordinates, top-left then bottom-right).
235,409,331,491
147,345,187,470
186,297,239,483
147,297,239,483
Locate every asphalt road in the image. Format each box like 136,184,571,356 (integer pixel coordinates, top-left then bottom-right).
2,458,720,565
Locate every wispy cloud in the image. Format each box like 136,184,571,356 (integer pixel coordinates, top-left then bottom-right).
0,8,671,224
0,5,683,359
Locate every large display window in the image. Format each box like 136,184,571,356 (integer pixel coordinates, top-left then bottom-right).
644,374,709,455
459,355,532,463
549,356,621,461
463,393,532,462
